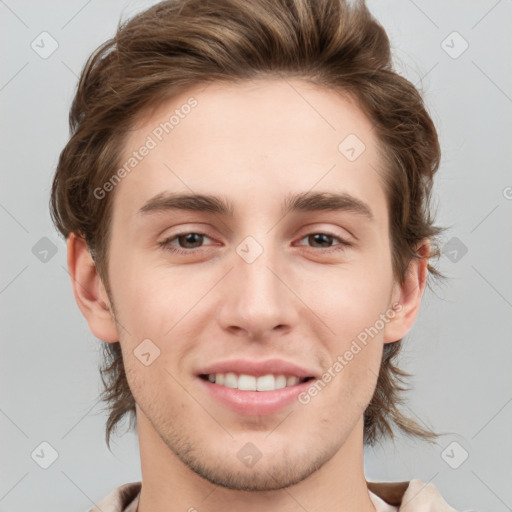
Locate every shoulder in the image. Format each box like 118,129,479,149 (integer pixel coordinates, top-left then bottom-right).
89,481,141,512
399,479,457,511
367,479,458,511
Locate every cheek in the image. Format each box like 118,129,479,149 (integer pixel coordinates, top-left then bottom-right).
108,251,183,336
123,354,187,424
311,264,393,337
108,258,210,379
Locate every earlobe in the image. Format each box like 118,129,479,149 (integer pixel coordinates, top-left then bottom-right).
383,242,429,344
67,232,119,343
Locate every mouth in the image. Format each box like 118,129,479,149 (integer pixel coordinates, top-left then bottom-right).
197,373,316,416
199,373,315,391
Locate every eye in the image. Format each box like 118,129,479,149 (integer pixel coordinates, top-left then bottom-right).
159,232,213,255
296,232,351,253
159,231,351,256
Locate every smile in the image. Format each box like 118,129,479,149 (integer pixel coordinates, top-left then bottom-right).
199,372,313,391
198,374,315,416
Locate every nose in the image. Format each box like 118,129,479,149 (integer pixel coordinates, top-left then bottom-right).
217,242,299,341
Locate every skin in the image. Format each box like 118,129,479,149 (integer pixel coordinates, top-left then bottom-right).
68,78,428,512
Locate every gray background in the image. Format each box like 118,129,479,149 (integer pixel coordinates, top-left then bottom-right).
1,0,511,510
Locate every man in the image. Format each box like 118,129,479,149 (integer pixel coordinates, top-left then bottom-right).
50,0,460,510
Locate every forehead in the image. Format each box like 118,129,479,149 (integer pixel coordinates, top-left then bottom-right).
111,78,387,225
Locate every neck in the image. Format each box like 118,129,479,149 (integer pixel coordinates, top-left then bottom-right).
136,412,376,512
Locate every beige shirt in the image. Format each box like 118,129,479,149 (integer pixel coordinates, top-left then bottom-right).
90,479,464,511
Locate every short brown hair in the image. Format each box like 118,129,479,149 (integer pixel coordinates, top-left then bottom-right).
50,0,443,449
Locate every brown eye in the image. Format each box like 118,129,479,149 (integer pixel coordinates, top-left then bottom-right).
307,233,335,248
296,232,350,252
175,233,205,249
159,232,212,255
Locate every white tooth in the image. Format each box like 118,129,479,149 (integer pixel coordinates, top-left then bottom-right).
275,375,287,389
256,374,275,391
212,372,303,390
286,376,299,387
224,372,238,388
238,374,257,391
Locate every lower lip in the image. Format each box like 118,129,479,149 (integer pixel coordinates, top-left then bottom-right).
197,377,313,416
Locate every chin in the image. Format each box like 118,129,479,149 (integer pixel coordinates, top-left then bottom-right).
164,432,337,492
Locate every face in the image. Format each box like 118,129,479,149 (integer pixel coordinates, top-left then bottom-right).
85,79,414,491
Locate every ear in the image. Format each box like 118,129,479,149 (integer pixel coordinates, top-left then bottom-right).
383,241,430,344
67,232,119,343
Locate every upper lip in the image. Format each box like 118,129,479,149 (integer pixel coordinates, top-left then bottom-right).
197,358,318,379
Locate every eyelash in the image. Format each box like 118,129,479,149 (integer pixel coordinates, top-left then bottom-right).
158,231,351,255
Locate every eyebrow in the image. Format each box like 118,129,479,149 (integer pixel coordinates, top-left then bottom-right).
137,191,374,220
